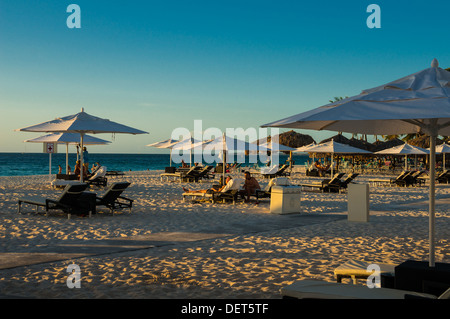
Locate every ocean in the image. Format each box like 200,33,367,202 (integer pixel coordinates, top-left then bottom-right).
0,153,311,177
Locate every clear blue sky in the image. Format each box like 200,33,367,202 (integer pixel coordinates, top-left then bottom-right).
1,0,449,153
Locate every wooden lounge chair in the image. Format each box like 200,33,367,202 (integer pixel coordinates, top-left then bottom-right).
95,182,133,214
323,173,359,193
160,166,199,182
182,178,245,204
299,173,345,192
255,177,290,201
389,170,412,186
193,165,214,181
86,166,108,187
262,164,290,179
17,183,91,219
436,170,450,184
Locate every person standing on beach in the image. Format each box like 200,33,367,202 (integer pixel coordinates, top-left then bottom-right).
83,147,89,166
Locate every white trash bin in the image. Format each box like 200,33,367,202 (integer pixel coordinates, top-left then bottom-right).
347,183,370,222
270,186,302,215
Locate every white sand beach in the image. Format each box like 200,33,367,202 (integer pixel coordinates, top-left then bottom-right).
0,170,449,299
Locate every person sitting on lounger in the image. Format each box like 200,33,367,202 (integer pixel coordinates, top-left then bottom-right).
182,176,232,194
314,161,330,177
242,171,261,202
181,159,189,168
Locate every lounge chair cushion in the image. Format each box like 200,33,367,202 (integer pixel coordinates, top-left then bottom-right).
221,178,244,192
281,280,439,299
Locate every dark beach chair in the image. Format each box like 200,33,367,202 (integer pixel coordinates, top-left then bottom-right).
212,189,244,204
95,182,133,214
17,183,91,219
389,171,412,187
193,165,214,181
263,164,290,179
211,178,245,204
254,177,291,201
324,173,359,193
299,173,345,192
160,166,198,182
436,170,450,184
86,166,108,187
407,170,426,186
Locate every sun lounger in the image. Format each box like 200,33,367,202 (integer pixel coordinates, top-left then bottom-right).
95,182,133,214
324,173,359,193
334,259,396,284
280,279,450,299
182,178,245,204
51,166,108,188
160,166,199,182
436,170,450,184
262,164,290,179
193,165,214,181
299,173,345,192
368,171,411,187
86,166,108,187
255,177,290,201
18,183,92,219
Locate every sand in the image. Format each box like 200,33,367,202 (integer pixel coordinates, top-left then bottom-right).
0,170,449,299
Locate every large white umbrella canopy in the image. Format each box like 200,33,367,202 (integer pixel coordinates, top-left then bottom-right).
24,133,111,174
258,141,296,169
435,143,450,154
147,138,180,167
188,135,265,184
294,142,317,153
170,137,203,166
146,138,179,148
262,59,450,267
258,141,296,152
306,140,371,175
17,108,148,181
375,143,429,170
306,139,372,154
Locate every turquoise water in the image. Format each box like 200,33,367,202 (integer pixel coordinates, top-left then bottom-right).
0,153,310,176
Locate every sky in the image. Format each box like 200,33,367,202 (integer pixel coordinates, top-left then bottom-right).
1,0,449,154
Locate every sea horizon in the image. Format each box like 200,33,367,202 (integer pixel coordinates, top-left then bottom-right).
0,152,310,177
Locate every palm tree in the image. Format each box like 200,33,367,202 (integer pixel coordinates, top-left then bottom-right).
383,134,401,141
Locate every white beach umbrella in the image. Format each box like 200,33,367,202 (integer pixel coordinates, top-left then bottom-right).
294,142,317,153
24,133,111,174
170,137,203,166
259,141,296,169
306,139,371,175
262,58,450,267
17,108,148,181
189,134,264,184
147,138,180,167
375,143,429,170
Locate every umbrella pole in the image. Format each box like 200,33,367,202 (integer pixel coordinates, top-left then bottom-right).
429,134,436,267
49,152,52,182
80,133,85,182
66,143,69,174
223,133,226,186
